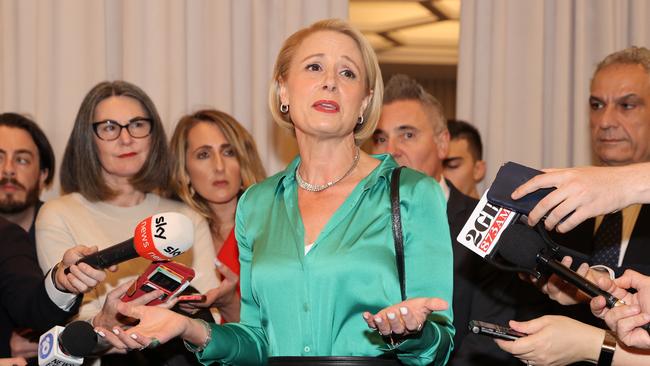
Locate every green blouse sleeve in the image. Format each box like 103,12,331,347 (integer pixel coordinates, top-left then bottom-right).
197,188,269,365
390,170,455,365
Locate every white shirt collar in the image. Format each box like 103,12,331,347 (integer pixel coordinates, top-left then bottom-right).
438,175,450,202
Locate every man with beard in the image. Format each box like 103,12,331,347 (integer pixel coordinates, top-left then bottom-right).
0,112,56,364
0,113,54,242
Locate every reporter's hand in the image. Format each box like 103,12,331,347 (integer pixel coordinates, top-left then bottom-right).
590,270,650,349
362,297,448,337
178,263,240,322
590,270,647,320
541,256,605,305
512,166,629,232
92,280,178,351
495,316,603,366
95,302,199,352
9,330,37,359
55,245,117,293
0,357,27,366
93,281,176,329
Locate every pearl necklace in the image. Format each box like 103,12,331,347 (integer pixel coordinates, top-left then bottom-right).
296,147,360,192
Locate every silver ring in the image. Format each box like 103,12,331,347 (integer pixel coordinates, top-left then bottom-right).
416,323,423,332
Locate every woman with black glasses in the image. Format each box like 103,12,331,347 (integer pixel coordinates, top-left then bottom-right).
34,80,218,366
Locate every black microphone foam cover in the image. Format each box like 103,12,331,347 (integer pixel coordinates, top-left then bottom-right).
498,224,547,270
60,321,97,357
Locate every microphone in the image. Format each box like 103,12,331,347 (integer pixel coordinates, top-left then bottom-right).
456,189,519,261
497,223,650,333
65,212,194,274
38,321,97,365
497,223,624,308
457,189,591,268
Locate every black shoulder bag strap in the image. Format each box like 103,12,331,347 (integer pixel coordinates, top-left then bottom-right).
390,167,406,301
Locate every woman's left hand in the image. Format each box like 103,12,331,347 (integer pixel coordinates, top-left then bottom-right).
177,263,240,322
362,297,448,336
495,315,603,366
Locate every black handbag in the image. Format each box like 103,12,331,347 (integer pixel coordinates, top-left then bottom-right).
268,356,402,365
390,166,406,301
268,168,406,366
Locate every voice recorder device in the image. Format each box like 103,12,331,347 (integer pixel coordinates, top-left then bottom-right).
121,261,195,306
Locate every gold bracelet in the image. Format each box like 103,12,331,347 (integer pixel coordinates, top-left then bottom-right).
597,330,616,366
183,319,212,353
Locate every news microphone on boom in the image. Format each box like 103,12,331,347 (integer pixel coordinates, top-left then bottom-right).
498,223,624,308
65,212,193,274
38,321,97,365
498,223,650,332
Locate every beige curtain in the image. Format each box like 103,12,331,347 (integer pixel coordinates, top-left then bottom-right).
457,0,650,190
0,0,348,199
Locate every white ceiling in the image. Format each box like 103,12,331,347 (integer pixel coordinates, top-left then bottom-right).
349,0,460,65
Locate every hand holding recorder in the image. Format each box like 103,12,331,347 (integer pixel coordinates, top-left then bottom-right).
121,261,195,306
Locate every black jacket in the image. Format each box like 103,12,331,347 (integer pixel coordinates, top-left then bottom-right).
0,217,79,357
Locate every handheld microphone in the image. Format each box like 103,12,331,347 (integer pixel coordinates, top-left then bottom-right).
498,223,624,308
38,321,97,365
497,223,650,333
65,212,193,274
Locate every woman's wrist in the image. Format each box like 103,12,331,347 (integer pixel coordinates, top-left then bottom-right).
217,294,241,323
182,318,212,351
582,326,606,363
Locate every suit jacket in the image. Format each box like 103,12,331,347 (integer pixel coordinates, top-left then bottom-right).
552,204,650,275
445,179,480,350
447,181,552,366
0,217,78,357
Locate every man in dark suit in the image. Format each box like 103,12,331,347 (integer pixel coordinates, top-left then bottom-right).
0,217,110,362
371,74,532,365
0,113,57,362
550,47,650,276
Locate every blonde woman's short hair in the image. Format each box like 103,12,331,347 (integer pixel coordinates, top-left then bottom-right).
170,109,266,222
268,18,383,145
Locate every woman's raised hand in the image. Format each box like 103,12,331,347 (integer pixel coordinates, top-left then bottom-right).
362,297,448,337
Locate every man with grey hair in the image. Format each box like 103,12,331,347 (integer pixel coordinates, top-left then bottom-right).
371,74,528,365
552,45,650,274
371,74,449,180
494,46,650,366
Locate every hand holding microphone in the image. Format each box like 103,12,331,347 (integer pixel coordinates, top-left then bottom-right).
497,223,626,309
590,269,650,349
55,245,117,294
64,212,194,275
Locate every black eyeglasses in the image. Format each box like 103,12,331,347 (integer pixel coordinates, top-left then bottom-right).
92,117,153,141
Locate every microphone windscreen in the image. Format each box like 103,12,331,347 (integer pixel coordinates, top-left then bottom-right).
134,212,194,261
498,224,546,270
60,321,97,357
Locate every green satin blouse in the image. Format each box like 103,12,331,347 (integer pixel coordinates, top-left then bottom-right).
197,154,454,365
